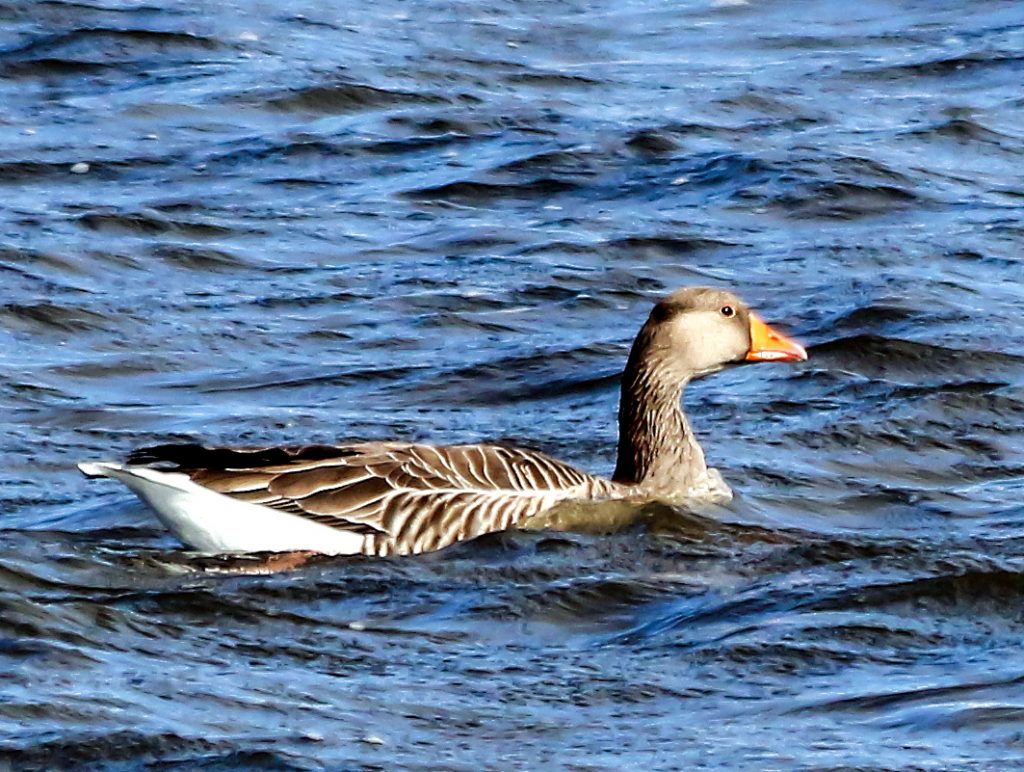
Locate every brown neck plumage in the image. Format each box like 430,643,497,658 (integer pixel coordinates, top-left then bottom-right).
611,325,707,494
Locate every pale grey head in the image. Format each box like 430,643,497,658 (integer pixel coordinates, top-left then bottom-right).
637,287,757,381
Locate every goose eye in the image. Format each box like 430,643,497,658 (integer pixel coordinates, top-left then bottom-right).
720,305,735,318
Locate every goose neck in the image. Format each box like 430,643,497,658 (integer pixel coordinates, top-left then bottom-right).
612,356,706,494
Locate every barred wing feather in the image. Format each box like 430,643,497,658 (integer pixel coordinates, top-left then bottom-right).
128,442,612,555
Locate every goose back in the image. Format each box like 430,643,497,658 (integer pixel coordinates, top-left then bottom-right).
128,442,618,555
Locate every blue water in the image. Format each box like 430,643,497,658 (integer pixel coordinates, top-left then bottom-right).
1,0,1023,768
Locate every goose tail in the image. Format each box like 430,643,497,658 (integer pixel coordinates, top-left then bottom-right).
76,460,364,555
78,460,128,479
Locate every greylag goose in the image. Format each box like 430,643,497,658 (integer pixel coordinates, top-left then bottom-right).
79,287,806,556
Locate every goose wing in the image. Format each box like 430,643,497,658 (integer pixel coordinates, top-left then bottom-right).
127,442,610,555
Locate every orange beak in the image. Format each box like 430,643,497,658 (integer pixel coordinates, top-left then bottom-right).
746,313,808,362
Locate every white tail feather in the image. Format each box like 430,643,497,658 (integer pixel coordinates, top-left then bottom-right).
77,461,364,555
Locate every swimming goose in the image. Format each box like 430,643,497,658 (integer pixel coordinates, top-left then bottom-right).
79,287,806,556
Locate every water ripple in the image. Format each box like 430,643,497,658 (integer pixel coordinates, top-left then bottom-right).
0,0,1022,768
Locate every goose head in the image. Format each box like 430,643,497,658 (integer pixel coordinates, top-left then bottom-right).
630,287,807,384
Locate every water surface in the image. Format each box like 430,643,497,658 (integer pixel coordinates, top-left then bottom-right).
1,0,1023,768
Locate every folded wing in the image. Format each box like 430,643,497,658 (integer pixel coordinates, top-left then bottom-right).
128,442,612,555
